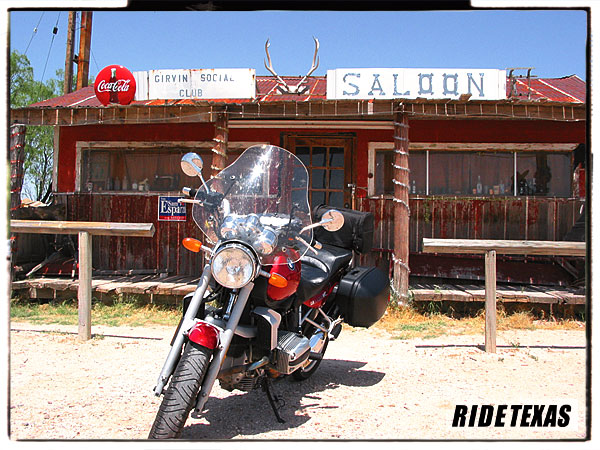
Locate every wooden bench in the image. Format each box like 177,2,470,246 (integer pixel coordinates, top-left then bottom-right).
10,220,155,340
422,238,586,352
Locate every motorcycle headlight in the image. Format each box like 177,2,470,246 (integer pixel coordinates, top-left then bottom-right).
211,243,257,289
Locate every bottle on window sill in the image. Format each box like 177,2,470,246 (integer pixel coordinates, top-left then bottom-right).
476,175,482,195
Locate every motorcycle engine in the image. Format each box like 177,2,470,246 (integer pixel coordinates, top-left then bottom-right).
272,331,311,375
218,352,261,392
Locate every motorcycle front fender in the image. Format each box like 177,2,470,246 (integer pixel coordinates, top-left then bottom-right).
188,321,220,349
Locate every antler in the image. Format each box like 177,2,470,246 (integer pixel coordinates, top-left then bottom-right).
264,37,320,95
295,37,320,92
264,38,290,93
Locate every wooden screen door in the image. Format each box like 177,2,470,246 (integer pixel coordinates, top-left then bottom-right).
283,134,354,210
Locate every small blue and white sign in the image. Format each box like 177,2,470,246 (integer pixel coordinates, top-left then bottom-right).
158,196,187,222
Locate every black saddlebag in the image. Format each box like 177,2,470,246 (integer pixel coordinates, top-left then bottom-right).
312,205,374,254
335,266,390,328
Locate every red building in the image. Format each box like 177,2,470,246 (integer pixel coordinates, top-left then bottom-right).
10,70,587,300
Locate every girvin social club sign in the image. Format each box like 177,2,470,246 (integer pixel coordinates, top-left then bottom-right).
326,68,507,100
134,68,256,100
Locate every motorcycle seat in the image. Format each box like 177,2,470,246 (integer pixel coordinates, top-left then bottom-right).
297,243,353,304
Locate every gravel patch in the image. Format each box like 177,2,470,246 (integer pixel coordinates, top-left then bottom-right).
9,322,588,440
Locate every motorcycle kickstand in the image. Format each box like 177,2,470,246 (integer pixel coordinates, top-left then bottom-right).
261,377,286,424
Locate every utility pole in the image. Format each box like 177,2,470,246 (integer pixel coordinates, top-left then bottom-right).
64,11,76,94
76,11,93,90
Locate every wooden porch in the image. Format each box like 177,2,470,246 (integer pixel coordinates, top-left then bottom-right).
10,274,585,307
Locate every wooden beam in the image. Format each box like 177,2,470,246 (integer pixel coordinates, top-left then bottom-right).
408,143,580,152
10,220,155,237
485,250,497,353
78,231,92,340
422,238,586,257
10,98,586,127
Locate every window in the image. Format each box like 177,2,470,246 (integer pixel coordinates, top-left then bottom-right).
368,142,577,198
374,150,426,195
77,141,259,193
82,148,202,192
429,151,513,196
516,152,571,197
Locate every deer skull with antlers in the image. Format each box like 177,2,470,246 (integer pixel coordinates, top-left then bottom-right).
264,37,320,95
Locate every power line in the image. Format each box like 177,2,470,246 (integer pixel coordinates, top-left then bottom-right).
23,11,45,56
38,12,61,98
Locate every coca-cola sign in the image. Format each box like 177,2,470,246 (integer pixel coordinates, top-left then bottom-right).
94,65,136,106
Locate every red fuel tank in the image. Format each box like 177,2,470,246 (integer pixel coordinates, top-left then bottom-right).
267,254,301,301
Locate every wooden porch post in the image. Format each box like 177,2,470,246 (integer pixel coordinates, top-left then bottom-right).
392,109,410,302
10,124,26,213
211,113,229,177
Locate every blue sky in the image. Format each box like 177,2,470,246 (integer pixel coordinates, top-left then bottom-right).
9,9,587,87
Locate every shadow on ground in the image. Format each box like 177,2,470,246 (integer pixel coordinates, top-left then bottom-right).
181,358,385,439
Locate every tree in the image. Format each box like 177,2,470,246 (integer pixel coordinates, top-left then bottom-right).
10,50,63,203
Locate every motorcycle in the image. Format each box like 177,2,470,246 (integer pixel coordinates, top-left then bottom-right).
149,144,390,439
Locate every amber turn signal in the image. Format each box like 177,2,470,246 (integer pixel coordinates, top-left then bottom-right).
268,273,289,288
182,237,203,253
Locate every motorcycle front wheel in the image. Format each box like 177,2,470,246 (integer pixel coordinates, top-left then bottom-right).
148,341,212,439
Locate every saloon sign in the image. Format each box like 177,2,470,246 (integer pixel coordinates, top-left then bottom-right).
134,68,256,100
94,65,137,106
326,68,507,100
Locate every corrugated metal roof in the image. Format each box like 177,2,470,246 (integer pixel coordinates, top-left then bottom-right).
28,74,584,109
508,75,585,103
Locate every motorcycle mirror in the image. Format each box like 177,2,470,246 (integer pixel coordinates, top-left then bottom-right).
181,152,210,193
181,153,204,177
321,210,344,232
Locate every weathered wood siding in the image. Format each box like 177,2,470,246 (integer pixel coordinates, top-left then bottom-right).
358,196,585,280
55,193,206,276
55,192,585,280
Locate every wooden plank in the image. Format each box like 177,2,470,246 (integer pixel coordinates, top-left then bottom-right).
410,283,472,302
171,279,200,296
149,276,196,295
115,278,162,295
94,276,134,294
457,284,486,301
422,238,586,256
495,284,555,304
11,220,156,237
531,286,586,305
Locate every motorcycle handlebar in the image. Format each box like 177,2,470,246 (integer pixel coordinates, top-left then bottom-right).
181,187,198,198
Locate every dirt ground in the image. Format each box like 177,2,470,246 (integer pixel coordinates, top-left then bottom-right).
8,321,588,441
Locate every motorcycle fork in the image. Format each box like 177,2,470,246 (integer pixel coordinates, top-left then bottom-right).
153,264,213,396
192,282,254,416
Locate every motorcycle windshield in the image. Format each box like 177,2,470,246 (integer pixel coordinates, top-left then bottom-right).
192,145,313,265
